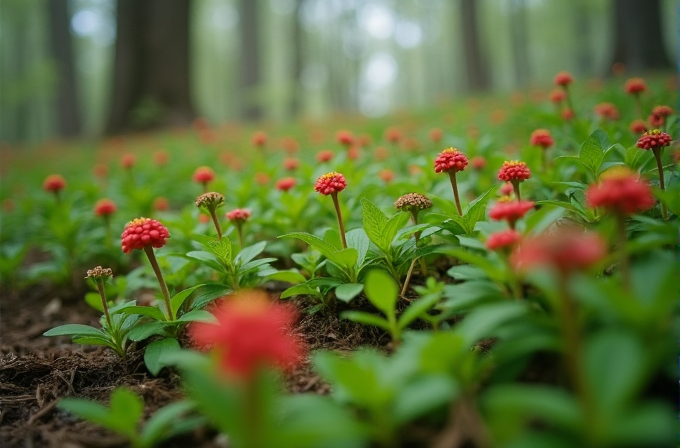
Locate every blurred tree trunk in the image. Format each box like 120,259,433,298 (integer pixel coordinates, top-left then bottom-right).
289,0,303,118
239,0,263,120
611,0,672,73
572,0,593,77
509,0,530,88
48,0,81,137
105,0,194,134
460,0,490,92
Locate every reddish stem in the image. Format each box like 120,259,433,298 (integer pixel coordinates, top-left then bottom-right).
331,192,347,249
447,171,463,215
144,245,173,320
652,147,668,219
209,209,223,241
511,180,522,201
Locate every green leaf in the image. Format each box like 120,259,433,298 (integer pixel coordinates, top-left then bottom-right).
346,228,370,267
84,292,105,312
279,232,340,260
44,324,104,338
361,198,391,252
170,284,205,318
139,401,197,448
340,311,391,331
177,309,217,323
579,129,608,175
204,237,232,265
70,336,117,349
144,338,181,376
280,283,323,300
382,212,410,251
440,247,505,282
118,306,166,321
264,270,307,284
327,247,358,269
185,251,224,272
58,399,114,430
234,241,266,265
397,293,442,330
363,269,398,316
190,283,231,310
109,387,144,437
128,321,168,341
462,187,494,233
335,283,364,303
456,302,528,345
393,376,458,423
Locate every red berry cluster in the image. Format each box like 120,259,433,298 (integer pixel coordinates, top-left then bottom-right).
43,174,66,193
497,161,531,182
94,198,117,217
529,129,554,149
314,172,347,195
121,218,170,253
636,129,672,150
226,208,251,222
434,148,469,173
586,169,655,216
486,229,522,251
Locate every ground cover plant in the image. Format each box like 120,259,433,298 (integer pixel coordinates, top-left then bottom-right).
1,72,679,448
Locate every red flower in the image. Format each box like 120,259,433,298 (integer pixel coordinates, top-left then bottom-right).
472,156,487,170
357,133,372,147
625,77,647,95
434,147,469,173
636,129,672,150
226,208,251,222
335,130,354,147
120,153,136,169
562,108,574,121
347,146,360,160
486,229,522,251
193,166,215,184
649,105,673,127
378,169,395,183
251,131,267,147
498,161,531,182
153,197,169,211
276,177,296,192
283,158,299,171
385,127,402,144
190,291,304,380
93,163,108,178
489,198,535,228
554,71,573,87
94,198,117,217
549,89,566,103
374,146,389,161
43,174,66,193
510,227,606,275
316,149,334,162
594,103,620,121
500,182,514,196
314,172,346,195
121,218,170,253
429,128,443,143
153,150,169,166
629,120,648,135
586,168,655,216
611,62,626,76
281,136,299,154
255,172,270,185
529,129,554,149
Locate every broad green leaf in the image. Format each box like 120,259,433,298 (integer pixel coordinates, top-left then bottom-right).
440,247,505,282
84,292,105,312
109,387,144,436
280,283,323,299
397,293,442,330
190,283,231,310
462,187,494,233
234,241,266,265
264,270,307,284
71,336,117,349
382,212,410,251
58,399,114,430
128,321,168,341
185,251,224,272
363,269,398,316
170,284,204,317
118,305,166,321
579,129,609,175
205,237,232,265
327,247,358,269
280,232,340,260
145,338,181,376
139,401,197,447
335,283,364,303
456,302,528,345
340,311,390,330
393,375,458,423
177,309,216,323
361,198,390,252
44,324,104,338
346,228,370,267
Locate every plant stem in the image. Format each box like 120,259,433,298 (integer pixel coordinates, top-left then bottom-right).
330,192,347,249
447,171,463,215
511,180,522,201
236,223,244,248
564,86,576,119
634,94,643,119
143,245,173,320
96,279,113,329
616,213,631,292
652,147,668,219
209,209,223,241
243,378,264,448
401,258,417,297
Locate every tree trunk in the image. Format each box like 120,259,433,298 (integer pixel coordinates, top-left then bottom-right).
105,0,195,134
460,0,490,92
572,0,593,77
289,0,304,118
239,0,263,120
611,0,672,73
509,0,530,88
48,0,81,137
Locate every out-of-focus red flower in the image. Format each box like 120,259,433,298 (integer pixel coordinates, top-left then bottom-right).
94,198,117,217
429,128,443,143
378,169,395,183
336,130,354,147
153,197,169,211
314,172,346,195
357,134,372,147
93,163,108,178
347,146,360,160
554,71,573,87
281,136,299,154
374,146,389,161
625,77,647,95
648,105,673,127
491,109,507,125
562,108,574,121
193,166,215,184
434,147,469,173
636,129,672,150
586,167,655,216
283,158,299,171
153,150,169,166
529,129,554,149
120,153,136,169
486,229,522,251
121,217,170,253
43,174,66,193
385,127,402,144
498,161,531,182
408,164,422,176
500,182,514,196
276,177,296,192
472,156,486,170
198,214,210,224
226,208,251,222
190,291,304,381
594,103,620,121
251,131,267,147
2,198,15,213
255,172,270,185
510,227,607,275
629,120,648,135
549,89,566,104
316,149,334,163
489,198,535,228
611,62,626,76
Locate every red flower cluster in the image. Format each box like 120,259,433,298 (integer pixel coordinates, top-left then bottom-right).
276,177,296,192
120,153,136,169
314,172,346,195
500,182,514,196
153,150,169,166
489,198,535,228
378,169,395,183
121,218,170,253
486,229,522,251
190,291,304,380
529,129,554,149
316,149,334,162
335,130,354,147
549,89,566,104
586,168,655,216
649,105,673,127
43,174,66,193
498,161,531,182
562,109,574,121
625,77,647,95
629,120,648,135
594,103,620,121
511,227,606,275
434,148,469,173
94,198,117,217
226,208,251,222
554,71,573,87
283,158,299,171
193,166,215,184
385,127,402,144
153,197,169,211
472,156,487,170
429,128,443,143
636,129,672,150
251,131,267,147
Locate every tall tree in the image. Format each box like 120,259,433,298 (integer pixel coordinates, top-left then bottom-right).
105,0,194,134
460,0,490,92
289,0,304,118
47,0,81,137
509,0,530,88
239,0,263,120
611,0,672,73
